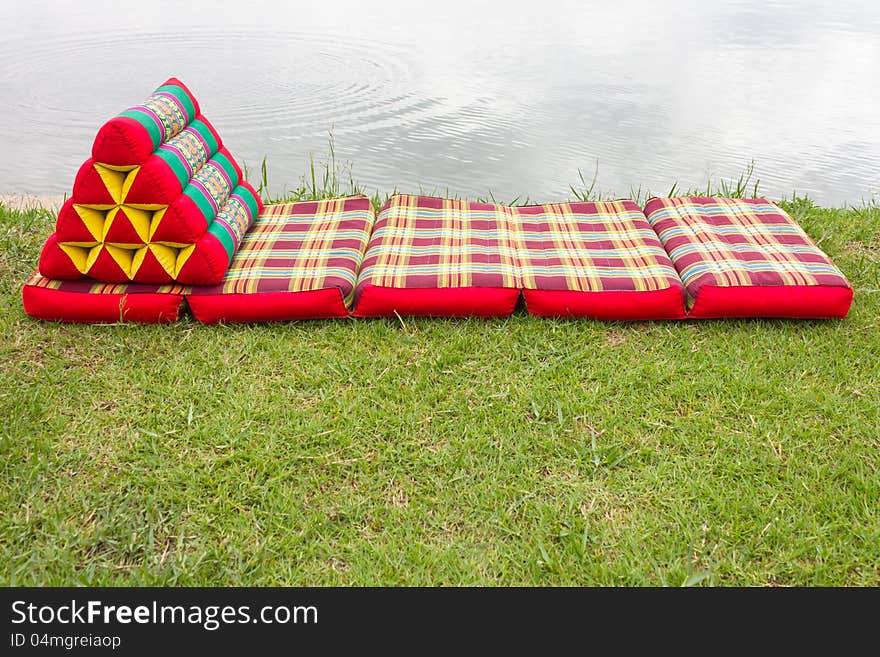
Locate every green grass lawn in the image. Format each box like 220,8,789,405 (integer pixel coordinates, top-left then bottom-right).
1,187,878,586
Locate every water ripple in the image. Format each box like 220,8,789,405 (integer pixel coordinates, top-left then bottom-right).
0,5,878,204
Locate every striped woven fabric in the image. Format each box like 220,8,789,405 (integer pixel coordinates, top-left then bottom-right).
24,272,188,296
356,195,520,294
118,80,197,147
643,197,851,299
92,78,201,164
152,117,221,190
188,196,374,306
514,200,682,292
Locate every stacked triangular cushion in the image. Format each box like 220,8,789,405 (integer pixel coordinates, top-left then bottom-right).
38,78,263,285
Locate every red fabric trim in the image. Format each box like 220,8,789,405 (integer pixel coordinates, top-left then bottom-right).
150,196,206,243
103,207,147,243
523,287,687,320
72,158,116,204
22,285,182,324
199,114,223,148
187,289,349,323
124,155,183,204
82,247,129,283
54,200,92,242
38,234,83,280
89,78,201,165
174,236,228,286
91,116,156,166
689,285,853,319
165,77,201,116
240,180,265,215
225,147,243,181
130,249,173,284
352,285,520,318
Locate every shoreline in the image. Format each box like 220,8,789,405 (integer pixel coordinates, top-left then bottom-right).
0,194,66,212
1,192,875,214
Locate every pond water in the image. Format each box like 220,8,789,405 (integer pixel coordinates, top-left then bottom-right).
1,0,878,205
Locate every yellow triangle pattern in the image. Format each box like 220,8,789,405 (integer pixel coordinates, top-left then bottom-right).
57,242,195,278
148,208,167,241
73,204,109,241
121,207,153,243
59,244,100,274
94,163,139,203
175,244,195,272
104,244,136,276
57,161,197,280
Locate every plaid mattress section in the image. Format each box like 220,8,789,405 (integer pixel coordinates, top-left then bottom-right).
644,197,851,298
188,197,374,306
357,195,681,295
356,195,520,295
24,272,188,295
513,200,683,292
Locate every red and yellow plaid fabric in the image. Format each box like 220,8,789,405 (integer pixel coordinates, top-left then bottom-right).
357,195,520,294
513,200,682,292
188,197,374,307
644,197,851,300
357,195,680,296
24,272,187,295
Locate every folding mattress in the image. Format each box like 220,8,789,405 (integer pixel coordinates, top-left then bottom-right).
643,197,852,319
22,273,186,324
353,195,521,317
353,194,685,319
187,196,375,323
516,200,686,319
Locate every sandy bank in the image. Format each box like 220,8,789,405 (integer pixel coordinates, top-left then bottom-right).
0,194,65,212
